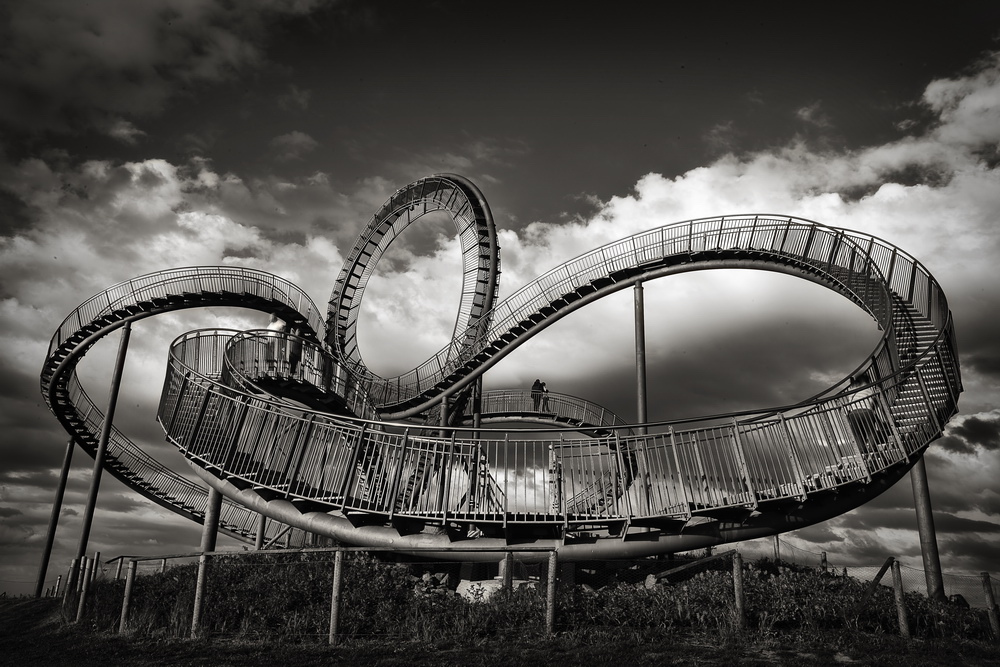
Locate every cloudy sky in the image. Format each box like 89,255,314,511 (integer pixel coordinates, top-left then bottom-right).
2,1,1000,596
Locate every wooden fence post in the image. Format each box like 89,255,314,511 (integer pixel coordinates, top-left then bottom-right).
329,549,344,646
851,556,895,619
982,573,1000,642
89,551,100,587
891,560,910,638
62,557,78,610
732,552,745,631
75,556,93,622
546,551,558,636
119,560,137,634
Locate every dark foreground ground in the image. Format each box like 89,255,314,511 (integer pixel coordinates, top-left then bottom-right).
2,598,998,667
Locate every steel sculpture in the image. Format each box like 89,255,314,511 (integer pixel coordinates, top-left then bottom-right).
40,173,962,563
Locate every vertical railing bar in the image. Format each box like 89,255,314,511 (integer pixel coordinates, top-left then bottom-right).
730,419,756,508
669,426,690,518
778,416,808,500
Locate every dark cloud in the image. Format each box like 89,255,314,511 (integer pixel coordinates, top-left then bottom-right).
0,0,327,136
934,514,1000,535
940,533,1000,567
938,411,1000,455
269,131,319,162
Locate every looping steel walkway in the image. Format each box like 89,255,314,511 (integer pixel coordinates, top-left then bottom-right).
41,175,962,559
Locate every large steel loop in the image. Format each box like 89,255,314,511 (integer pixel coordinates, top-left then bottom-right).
326,174,500,405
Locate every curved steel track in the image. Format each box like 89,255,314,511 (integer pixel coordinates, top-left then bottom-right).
41,174,962,559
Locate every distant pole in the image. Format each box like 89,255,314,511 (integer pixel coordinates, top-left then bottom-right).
633,282,648,435
982,573,1000,642
76,322,133,562
35,438,75,598
909,455,946,601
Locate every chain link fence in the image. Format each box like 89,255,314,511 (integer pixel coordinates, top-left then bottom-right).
734,536,1000,610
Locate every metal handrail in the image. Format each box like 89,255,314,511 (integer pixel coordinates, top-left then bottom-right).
45,266,325,361
40,202,961,549
353,215,942,414
159,283,957,523
39,267,325,544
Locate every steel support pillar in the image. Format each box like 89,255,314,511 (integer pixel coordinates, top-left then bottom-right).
633,282,651,516
473,377,482,436
909,454,946,601
76,321,132,562
35,438,75,598
254,513,267,550
191,485,223,638
634,282,648,435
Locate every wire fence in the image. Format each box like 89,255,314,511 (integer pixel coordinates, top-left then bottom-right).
50,540,1000,646
736,536,1000,611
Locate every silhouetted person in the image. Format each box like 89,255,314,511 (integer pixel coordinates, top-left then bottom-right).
541,381,551,412
531,379,543,411
288,324,303,375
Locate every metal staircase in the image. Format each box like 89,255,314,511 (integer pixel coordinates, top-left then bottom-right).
40,267,324,543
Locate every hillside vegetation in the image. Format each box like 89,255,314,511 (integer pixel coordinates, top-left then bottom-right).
6,553,997,666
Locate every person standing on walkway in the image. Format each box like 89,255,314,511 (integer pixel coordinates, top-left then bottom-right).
531,379,543,411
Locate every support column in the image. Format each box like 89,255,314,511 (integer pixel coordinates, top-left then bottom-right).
254,513,267,550
191,486,223,638
500,551,513,590
634,282,648,435
473,377,483,437
35,438,75,598
76,322,132,562
909,455,945,601
633,282,651,516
